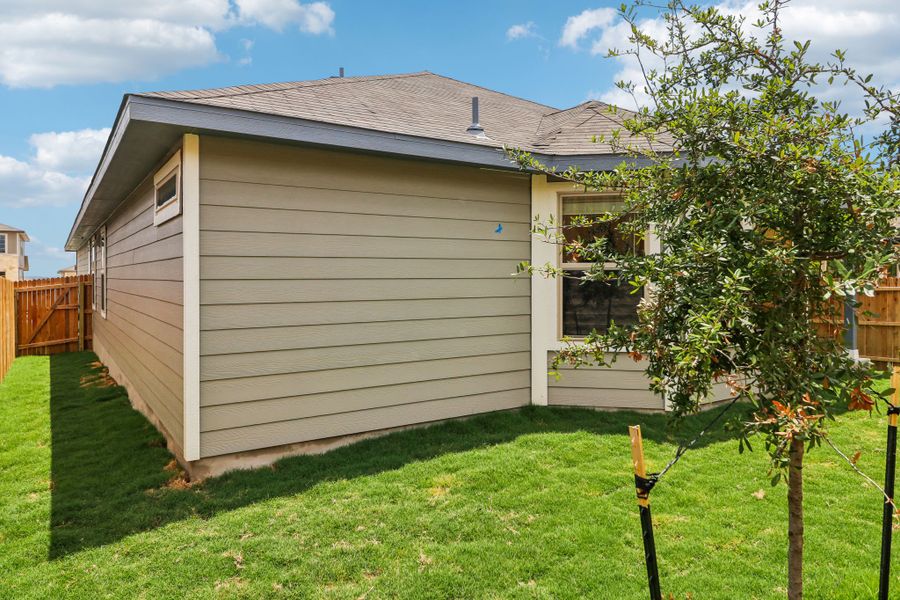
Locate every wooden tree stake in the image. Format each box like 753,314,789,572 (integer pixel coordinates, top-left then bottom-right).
629,425,662,600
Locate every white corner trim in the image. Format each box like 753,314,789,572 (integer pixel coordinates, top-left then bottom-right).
531,175,576,405
182,133,201,461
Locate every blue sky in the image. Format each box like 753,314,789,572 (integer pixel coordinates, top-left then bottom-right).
1,0,897,276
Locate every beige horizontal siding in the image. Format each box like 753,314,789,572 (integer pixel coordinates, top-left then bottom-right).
201,231,529,260
547,353,735,410
90,175,184,450
76,245,89,275
200,388,529,456
201,297,529,331
201,351,530,406
202,315,530,355
202,371,530,432
200,278,528,305
547,353,664,411
199,136,530,204
201,178,531,218
200,205,531,240
197,136,530,458
201,333,530,381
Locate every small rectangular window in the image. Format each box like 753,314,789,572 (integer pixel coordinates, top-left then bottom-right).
156,174,178,208
90,227,107,317
560,194,644,338
153,150,182,226
0,234,6,254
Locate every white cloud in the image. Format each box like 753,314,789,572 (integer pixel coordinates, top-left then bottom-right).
563,1,900,112
235,0,335,34
0,155,88,208
559,8,616,49
507,22,537,41
0,1,335,88
0,1,234,28
0,127,111,207
29,128,111,174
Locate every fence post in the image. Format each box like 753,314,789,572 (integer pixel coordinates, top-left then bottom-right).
77,280,85,352
843,294,859,360
629,425,662,600
879,367,900,600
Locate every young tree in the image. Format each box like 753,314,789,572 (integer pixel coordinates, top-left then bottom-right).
510,2,900,598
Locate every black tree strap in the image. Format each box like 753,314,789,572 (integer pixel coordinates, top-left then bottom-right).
652,394,742,484
634,474,658,499
887,405,900,417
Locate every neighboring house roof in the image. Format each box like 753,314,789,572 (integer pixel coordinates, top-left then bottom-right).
0,223,29,241
66,71,671,250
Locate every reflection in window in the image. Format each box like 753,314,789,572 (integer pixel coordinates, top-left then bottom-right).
560,194,644,337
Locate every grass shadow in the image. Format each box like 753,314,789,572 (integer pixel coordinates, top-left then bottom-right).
48,351,748,558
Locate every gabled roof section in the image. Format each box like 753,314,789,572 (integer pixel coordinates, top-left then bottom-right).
139,72,557,151
533,100,674,155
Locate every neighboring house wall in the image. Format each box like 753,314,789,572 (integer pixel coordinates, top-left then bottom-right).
80,172,185,454
0,233,26,281
196,136,532,458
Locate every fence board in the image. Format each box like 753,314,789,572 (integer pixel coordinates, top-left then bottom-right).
0,278,13,382
15,276,93,357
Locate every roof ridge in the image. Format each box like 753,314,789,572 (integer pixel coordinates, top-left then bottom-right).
141,71,432,101
422,72,559,112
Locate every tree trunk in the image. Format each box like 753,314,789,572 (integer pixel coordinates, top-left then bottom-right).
788,437,804,600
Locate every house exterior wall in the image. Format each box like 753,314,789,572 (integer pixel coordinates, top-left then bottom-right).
547,354,666,410
76,246,89,275
196,136,532,458
532,175,735,411
530,174,668,410
78,170,185,454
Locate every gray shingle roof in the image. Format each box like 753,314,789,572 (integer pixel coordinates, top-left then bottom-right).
0,223,25,233
139,72,669,155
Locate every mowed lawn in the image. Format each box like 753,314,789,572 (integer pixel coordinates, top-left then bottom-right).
1,352,898,599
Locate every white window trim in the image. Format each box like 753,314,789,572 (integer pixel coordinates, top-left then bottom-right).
89,237,96,310
153,150,182,226
90,226,108,318
558,193,649,341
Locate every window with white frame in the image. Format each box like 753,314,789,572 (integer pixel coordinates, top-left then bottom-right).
560,193,644,337
91,226,107,317
0,233,6,253
153,150,181,226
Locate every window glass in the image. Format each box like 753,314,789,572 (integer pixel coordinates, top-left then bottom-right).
561,195,643,262
0,234,5,253
560,194,643,337
156,174,178,208
562,272,641,336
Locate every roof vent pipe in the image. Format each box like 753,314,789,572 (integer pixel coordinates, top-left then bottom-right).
339,67,345,78
466,96,486,137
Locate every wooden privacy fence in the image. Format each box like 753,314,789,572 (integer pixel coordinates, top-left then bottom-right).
818,277,900,368
15,275,93,357
0,278,14,383
858,277,900,366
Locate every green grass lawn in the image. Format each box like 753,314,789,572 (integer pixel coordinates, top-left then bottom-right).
1,352,898,599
